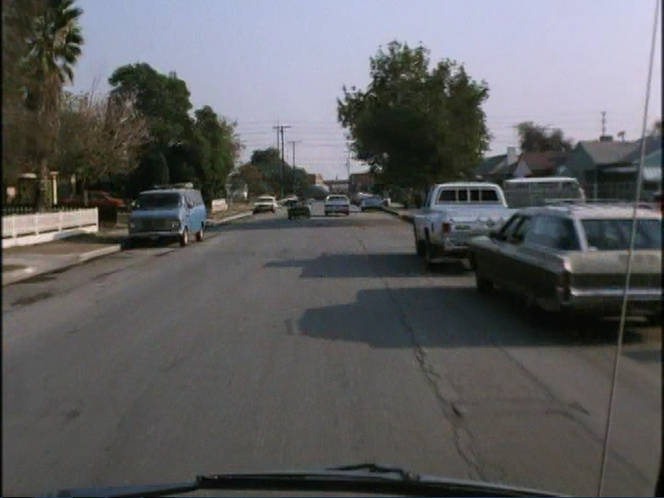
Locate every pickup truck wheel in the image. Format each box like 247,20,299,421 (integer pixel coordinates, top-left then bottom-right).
414,228,425,257
196,224,204,242
424,235,436,265
475,272,493,294
179,228,189,247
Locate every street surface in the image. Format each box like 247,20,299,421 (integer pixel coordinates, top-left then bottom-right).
2,202,661,496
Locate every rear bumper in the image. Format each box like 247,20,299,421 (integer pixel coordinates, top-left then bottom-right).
129,230,181,239
561,288,662,314
429,237,470,259
253,205,275,212
325,206,349,213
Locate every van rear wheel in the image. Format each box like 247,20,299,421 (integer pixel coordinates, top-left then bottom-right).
196,224,204,242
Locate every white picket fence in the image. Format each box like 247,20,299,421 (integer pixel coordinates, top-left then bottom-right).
211,199,228,213
2,208,98,248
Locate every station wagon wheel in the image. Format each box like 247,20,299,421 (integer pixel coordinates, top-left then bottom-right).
180,227,189,247
475,272,493,294
196,223,204,242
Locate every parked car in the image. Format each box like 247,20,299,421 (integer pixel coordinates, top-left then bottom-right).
253,195,278,213
287,199,312,219
413,182,514,264
359,196,385,211
127,188,207,247
324,194,350,216
468,204,662,320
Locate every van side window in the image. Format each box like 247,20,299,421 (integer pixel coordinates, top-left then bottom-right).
437,189,455,202
470,189,480,201
458,189,468,201
481,189,498,201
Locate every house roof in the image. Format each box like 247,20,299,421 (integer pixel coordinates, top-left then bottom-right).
577,140,638,165
621,135,662,162
518,151,568,175
475,154,506,175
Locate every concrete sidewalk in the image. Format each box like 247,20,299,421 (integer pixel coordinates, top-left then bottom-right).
2,210,256,286
206,210,253,226
2,229,124,286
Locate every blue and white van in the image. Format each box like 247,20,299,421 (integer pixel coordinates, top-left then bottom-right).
128,188,207,247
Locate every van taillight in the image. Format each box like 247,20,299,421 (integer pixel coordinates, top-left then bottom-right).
442,222,451,233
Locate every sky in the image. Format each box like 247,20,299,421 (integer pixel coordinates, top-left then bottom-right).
69,0,661,180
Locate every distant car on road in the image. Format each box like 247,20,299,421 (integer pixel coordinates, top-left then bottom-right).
287,199,312,219
468,203,662,320
253,195,278,213
359,196,385,211
128,188,206,247
324,194,350,216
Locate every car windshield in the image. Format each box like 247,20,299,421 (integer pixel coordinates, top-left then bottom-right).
582,218,662,250
135,193,181,209
3,1,662,497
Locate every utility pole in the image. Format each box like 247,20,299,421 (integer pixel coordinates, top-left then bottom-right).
273,124,291,198
601,111,607,137
288,140,302,193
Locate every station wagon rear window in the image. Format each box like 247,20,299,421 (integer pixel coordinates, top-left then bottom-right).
582,219,661,250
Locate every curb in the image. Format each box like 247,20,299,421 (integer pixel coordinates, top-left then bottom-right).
2,244,121,287
206,211,253,226
381,206,415,224
77,244,122,263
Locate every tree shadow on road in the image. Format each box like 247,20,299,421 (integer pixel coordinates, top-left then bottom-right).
298,287,652,348
265,253,467,278
217,215,398,232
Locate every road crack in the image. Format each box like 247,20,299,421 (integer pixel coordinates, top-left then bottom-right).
353,232,487,481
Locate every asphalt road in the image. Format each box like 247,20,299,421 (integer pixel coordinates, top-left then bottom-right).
2,203,661,496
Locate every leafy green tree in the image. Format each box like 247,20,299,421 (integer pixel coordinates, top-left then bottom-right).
191,105,240,200
2,0,46,186
235,163,268,196
337,41,490,190
515,122,573,152
5,0,83,207
108,65,240,200
249,147,282,194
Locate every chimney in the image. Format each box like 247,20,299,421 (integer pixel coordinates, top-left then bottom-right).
599,135,613,142
506,146,517,165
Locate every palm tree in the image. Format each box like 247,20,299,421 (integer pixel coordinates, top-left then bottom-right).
23,0,83,209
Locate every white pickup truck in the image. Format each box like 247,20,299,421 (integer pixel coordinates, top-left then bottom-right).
413,182,514,263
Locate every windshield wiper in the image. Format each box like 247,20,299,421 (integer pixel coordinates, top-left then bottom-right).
54,463,562,497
